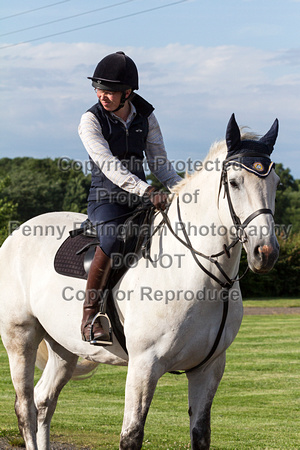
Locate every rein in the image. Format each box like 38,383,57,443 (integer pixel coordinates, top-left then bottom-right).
157,198,238,289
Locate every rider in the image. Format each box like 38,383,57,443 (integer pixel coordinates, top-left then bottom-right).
79,51,182,345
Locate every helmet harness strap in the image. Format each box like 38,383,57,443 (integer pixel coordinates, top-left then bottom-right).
111,89,135,112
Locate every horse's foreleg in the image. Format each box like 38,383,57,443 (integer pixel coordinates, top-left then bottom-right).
186,352,226,450
1,318,45,450
119,358,161,450
34,338,78,450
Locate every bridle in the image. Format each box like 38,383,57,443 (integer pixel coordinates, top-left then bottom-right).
145,155,275,290
219,153,274,246
148,156,275,374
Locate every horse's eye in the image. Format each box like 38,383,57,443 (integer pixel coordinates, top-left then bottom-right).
229,179,239,189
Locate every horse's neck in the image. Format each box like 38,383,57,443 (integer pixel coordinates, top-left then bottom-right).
170,170,221,237
162,170,242,279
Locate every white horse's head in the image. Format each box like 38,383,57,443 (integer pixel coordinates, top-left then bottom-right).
217,114,280,273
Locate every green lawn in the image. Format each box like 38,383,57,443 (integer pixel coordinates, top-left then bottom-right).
0,313,299,449
243,298,300,308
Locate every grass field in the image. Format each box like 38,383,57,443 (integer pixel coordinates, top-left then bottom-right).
243,298,300,308
0,312,299,449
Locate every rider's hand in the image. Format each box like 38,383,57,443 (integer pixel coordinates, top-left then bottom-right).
144,186,168,211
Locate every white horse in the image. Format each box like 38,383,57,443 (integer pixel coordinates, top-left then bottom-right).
0,114,280,449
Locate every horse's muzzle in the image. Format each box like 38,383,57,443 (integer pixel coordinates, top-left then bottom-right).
249,240,280,273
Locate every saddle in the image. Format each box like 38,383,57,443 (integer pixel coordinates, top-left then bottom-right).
54,207,155,352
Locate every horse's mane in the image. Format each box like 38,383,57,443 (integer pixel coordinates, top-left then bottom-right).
171,128,260,195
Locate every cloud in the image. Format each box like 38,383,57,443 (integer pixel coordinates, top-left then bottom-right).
1,42,300,176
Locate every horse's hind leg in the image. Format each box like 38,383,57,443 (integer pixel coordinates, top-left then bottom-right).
186,353,226,450
1,317,45,450
34,338,78,450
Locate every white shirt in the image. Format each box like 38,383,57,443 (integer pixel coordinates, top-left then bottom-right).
78,102,181,197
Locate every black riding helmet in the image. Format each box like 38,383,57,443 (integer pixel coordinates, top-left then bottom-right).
88,51,139,111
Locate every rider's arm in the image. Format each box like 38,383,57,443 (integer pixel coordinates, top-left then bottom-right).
78,111,150,196
145,112,182,190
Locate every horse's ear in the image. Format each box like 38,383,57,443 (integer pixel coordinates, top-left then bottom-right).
226,113,241,154
259,119,279,155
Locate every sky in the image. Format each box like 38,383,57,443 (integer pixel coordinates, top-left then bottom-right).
1,0,300,178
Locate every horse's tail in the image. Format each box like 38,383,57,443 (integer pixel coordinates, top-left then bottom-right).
36,340,99,380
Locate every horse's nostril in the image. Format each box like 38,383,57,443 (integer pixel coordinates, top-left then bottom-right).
254,245,261,257
254,245,272,262
259,245,274,257
253,244,279,268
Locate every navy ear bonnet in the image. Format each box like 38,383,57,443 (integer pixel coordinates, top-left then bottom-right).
225,113,279,177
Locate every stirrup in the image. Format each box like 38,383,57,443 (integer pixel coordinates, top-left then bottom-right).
90,312,113,346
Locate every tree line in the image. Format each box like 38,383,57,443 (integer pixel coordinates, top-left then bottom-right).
0,157,299,297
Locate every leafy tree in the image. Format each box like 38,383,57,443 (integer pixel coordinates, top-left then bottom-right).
0,177,18,245
233,164,299,298
62,172,91,213
146,172,184,190
274,163,299,231
1,157,299,297
0,157,89,223
285,190,300,234
239,233,300,298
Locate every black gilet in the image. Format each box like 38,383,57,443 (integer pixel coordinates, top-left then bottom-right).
87,94,154,203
